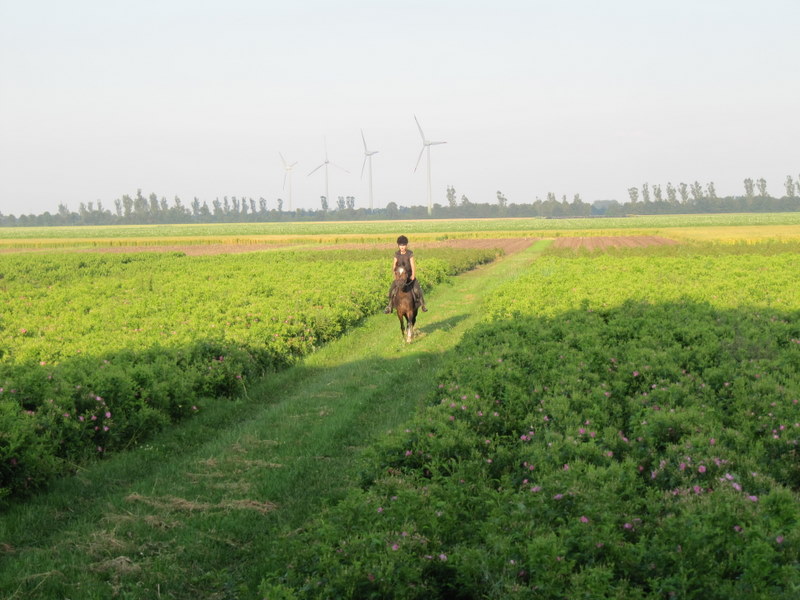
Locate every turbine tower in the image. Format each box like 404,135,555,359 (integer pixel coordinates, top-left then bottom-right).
308,137,349,206
414,115,447,216
360,129,379,210
279,152,297,211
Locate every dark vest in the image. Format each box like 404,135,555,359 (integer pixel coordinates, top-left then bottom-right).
395,249,413,273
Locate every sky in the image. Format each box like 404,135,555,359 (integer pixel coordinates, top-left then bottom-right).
1,0,798,216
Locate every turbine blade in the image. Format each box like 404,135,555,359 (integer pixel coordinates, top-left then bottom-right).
361,156,367,179
330,161,350,174
308,163,325,176
283,171,288,190
430,141,447,145
361,129,368,152
279,152,287,167
414,145,425,173
290,161,298,168
414,115,426,142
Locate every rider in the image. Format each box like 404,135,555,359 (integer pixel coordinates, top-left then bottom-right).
384,235,428,314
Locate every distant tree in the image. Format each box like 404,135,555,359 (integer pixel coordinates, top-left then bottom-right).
386,201,399,218
122,195,134,217
706,182,717,199
320,196,328,212
114,198,123,217
678,183,689,203
756,178,768,197
496,191,507,209
212,198,222,216
690,181,704,200
336,196,346,211
627,187,639,203
159,197,169,214
191,197,201,216
149,193,160,216
241,199,249,216
666,182,677,204
345,196,355,210
796,174,800,196
547,192,557,203
641,183,650,203
133,190,148,217
744,178,755,199
460,194,472,206
785,175,796,198
249,199,257,214
653,184,663,202
223,196,230,215
259,198,268,214
446,185,457,208
277,198,284,212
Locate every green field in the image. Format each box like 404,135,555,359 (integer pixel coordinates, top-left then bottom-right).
1,216,798,599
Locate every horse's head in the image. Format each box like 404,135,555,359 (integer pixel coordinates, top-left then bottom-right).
394,266,410,282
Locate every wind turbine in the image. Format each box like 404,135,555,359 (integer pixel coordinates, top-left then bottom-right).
308,137,349,206
279,152,297,211
413,115,447,215
360,130,379,210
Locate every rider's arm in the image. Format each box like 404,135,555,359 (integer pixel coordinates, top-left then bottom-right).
391,256,398,273
410,256,417,280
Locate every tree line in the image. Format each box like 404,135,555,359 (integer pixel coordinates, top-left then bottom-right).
2,174,798,226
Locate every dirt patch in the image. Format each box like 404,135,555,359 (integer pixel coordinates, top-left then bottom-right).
125,492,277,514
551,236,678,250
90,555,141,575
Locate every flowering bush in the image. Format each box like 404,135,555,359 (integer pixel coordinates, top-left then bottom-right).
263,247,800,598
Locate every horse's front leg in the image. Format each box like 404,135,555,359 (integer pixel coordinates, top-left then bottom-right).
405,321,413,343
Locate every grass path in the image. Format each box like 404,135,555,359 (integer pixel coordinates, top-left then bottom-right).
0,241,548,599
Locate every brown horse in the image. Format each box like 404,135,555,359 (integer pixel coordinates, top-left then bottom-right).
392,266,418,343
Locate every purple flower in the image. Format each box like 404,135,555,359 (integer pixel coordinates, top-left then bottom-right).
580,516,589,523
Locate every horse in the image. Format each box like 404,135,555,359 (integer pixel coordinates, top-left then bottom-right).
392,266,418,343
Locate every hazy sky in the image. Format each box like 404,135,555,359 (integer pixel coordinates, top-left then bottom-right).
1,0,798,216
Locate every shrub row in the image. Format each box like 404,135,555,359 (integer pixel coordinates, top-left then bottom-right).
0,248,497,500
